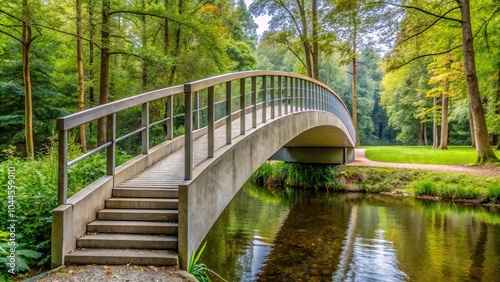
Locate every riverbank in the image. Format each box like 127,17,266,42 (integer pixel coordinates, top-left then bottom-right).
251,155,500,205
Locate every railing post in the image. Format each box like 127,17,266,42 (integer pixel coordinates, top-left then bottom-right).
240,78,246,135
277,76,282,117
142,102,149,154
166,95,173,140
106,113,116,177
226,81,232,144
208,86,214,158
57,129,68,205
299,79,304,111
252,76,257,128
184,86,193,180
300,79,307,111
290,77,294,114
270,75,275,119
194,91,199,130
284,76,288,115
262,75,267,123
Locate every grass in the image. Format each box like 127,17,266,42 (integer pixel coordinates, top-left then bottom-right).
364,146,500,165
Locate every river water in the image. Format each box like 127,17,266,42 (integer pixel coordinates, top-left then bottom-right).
199,182,500,282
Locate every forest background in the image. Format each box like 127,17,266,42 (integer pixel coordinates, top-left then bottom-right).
1,0,500,277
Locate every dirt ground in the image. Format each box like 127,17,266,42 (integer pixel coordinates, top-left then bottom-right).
30,265,196,282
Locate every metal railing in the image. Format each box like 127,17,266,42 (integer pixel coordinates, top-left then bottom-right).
57,70,355,205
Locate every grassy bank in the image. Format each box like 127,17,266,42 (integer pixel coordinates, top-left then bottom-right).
364,146,500,165
250,162,500,205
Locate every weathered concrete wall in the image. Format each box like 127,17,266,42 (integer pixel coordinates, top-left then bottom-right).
178,111,354,269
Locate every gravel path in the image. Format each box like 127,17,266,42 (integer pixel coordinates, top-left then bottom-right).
31,265,196,282
348,149,500,177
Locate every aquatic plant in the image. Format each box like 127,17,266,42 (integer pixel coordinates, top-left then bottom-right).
188,241,227,282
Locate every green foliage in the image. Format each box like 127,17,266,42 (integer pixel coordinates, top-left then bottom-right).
414,181,437,196
0,231,42,276
486,184,500,201
0,140,132,271
250,162,341,191
188,241,226,282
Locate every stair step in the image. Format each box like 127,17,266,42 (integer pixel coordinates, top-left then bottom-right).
77,234,177,249
65,249,178,265
98,209,178,221
105,198,178,209
113,188,178,198
87,221,178,234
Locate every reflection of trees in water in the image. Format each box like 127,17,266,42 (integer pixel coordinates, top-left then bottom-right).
198,183,290,282
257,198,351,281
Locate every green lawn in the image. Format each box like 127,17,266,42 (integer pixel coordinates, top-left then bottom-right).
364,146,500,165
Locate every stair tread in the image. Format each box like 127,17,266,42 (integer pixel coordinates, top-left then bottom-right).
88,220,178,227
79,233,177,242
106,198,178,202
99,209,178,213
65,249,178,265
114,187,178,190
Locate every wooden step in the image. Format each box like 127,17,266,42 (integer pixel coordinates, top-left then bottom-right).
105,198,178,209
98,209,178,222
112,187,178,198
87,221,178,234
77,234,177,249
65,249,178,265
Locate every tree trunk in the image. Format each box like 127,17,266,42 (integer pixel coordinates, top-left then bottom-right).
433,96,439,148
352,36,358,146
88,0,95,137
22,0,34,159
493,69,500,150
440,94,449,150
98,0,110,146
141,0,148,90
418,123,424,145
312,0,319,79
77,0,87,151
457,0,498,163
296,0,312,78
424,123,428,145
469,106,476,147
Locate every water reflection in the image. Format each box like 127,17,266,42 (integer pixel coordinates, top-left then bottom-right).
333,206,407,282
199,183,500,282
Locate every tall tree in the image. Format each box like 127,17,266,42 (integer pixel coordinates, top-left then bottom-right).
0,0,41,158
456,0,497,162
77,0,87,151
384,0,499,163
250,0,327,78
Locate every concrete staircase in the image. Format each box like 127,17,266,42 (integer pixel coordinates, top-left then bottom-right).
65,185,179,265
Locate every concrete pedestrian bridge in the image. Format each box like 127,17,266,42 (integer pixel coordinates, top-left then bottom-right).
51,70,356,270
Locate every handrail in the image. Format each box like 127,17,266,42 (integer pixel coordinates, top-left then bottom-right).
57,70,355,205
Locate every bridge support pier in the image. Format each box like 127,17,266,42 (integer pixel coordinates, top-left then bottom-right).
269,147,355,164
